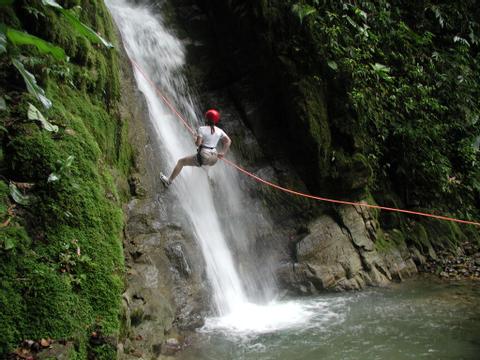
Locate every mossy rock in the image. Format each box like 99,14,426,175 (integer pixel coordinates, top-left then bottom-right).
0,0,130,356
408,223,430,252
421,219,467,252
331,151,372,195
374,191,404,229
292,76,331,178
375,228,405,253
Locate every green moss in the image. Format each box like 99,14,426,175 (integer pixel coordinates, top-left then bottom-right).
24,264,91,337
0,181,9,218
0,0,132,356
330,151,373,196
375,228,405,253
295,76,331,172
407,223,431,254
88,343,117,360
374,230,389,252
0,280,24,354
422,219,467,252
374,191,404,229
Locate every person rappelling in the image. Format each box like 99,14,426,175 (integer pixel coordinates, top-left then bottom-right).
160,109,232,187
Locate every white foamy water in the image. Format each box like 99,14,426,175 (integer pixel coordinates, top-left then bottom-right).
106,0,320,330
202,299,342,335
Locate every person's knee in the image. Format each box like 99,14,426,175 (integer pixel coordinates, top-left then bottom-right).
178,158,187,166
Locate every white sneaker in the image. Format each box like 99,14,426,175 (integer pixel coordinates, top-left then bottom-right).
159,173,171,187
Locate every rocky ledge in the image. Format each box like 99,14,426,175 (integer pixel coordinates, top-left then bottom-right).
277,203,419,294
424,243,480,280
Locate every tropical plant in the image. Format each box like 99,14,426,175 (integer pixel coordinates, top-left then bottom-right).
1,0,114,111
290,0,480,217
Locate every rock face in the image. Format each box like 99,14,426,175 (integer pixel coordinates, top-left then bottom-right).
278,205,418,293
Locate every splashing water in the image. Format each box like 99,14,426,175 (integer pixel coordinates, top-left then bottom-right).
106,0,314,330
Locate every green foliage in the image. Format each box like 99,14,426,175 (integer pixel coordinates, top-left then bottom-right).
12,58,52,109
42,0,114,48
27,103,59,132
48,155,74,183
292,3,317,24
0,0,131,357
41,0,62,9
88,343,117,360
0,28,6,53
290,0,480,218
6,27,67,61
8,183,32,206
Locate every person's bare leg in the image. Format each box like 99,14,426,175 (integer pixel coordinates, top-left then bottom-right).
168,155,197,183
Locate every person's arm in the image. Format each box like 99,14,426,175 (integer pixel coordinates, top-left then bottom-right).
195,128,203,147
218,133,231,158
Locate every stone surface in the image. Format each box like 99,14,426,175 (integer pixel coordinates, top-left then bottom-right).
297,215,364,288
36,342,75,360
280,204,417,293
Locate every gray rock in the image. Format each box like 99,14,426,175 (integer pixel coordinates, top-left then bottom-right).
410,246,427,266
165,242,192,278
294,215,370,291
338,205,375,251
37,342,75,360
276,262,318,295
286,204,417,292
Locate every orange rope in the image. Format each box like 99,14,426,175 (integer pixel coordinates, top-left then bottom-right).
130,59,480,227
132,59,195,134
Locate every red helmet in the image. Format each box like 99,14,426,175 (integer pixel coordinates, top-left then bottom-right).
205,109,220,125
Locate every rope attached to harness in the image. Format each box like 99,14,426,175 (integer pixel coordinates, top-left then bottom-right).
130,58,480,227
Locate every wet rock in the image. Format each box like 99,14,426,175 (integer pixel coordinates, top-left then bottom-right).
381,244,417,282
282,203,420,292
338,205,375,251
293,213,392,291
161,338,182,356
36,342,75,360
410,246,427,266
276,262,318,295
165,242,192,278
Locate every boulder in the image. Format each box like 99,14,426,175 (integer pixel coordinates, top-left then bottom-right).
283,204,417,292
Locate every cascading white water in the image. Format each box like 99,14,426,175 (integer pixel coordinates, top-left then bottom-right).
106,0,248,315
107,0,314,332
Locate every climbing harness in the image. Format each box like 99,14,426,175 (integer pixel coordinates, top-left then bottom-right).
196,145,216,166
130,58,480,227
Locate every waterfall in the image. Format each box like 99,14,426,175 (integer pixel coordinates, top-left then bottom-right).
106,0,258,315
107,0,313,332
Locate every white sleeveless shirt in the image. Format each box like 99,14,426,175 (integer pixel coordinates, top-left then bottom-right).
197,126,226,148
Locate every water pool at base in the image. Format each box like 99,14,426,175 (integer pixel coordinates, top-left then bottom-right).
179,277,480,360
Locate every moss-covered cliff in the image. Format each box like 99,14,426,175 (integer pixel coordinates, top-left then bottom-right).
0,0,133,357
197,0,480,250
